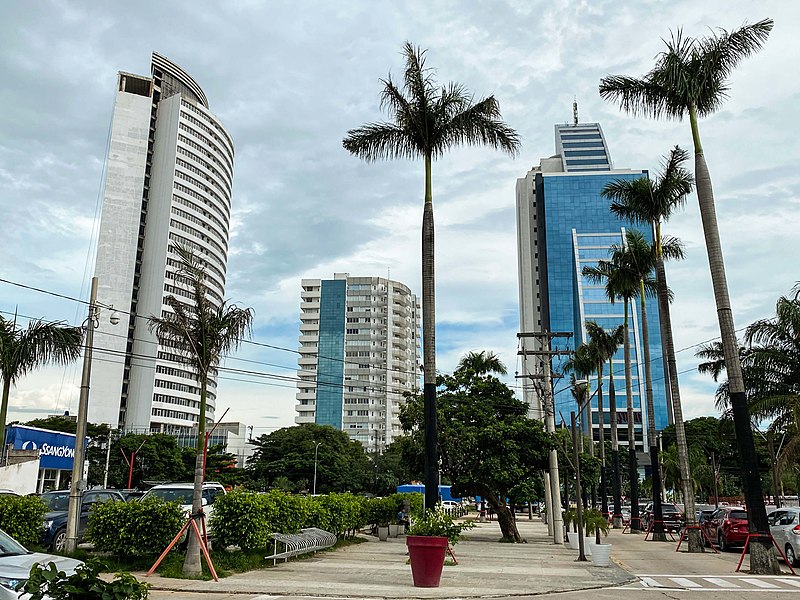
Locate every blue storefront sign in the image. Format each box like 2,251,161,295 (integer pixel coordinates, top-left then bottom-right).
5,425,86,471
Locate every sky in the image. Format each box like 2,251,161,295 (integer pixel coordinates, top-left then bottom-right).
1,1,798,439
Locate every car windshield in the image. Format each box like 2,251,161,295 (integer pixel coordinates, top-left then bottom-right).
41,492,70,512
146,489,193,504
0,529,29,557
730,510,748,520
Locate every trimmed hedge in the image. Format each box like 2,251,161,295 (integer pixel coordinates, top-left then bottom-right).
86,496,184,556
0,495,48,547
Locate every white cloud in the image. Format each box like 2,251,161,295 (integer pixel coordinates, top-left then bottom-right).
1,0,797,433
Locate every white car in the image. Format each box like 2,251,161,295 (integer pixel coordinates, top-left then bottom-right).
0,528,82,600
140,482,226,530
769,506,800,567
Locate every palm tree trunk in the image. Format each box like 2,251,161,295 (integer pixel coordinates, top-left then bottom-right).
624,302,640,530
653,222,701,551
597,363,607,519
0,380,10,464
421,154,439,511
609,361,622,528
689,106,777,573
183,375,207,577
641,281,665,541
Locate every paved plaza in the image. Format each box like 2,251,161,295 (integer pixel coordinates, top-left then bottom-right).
141,518,791,598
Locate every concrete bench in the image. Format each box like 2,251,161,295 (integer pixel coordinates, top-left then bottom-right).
269,527,337,565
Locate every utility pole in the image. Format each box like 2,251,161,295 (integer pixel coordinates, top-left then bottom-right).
517,330,572,545
571,410,587,561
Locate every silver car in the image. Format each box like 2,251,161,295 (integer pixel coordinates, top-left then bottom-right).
0,528,83,599
769,506,800,567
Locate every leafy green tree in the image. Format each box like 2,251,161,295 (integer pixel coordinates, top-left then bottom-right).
343,42,520,509
147,244,254,577
105,433,191,488
399,353,553,542
246,424,372,493
599,18,777,573
1,315,82,450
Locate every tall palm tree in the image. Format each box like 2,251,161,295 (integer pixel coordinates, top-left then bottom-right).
583,257,633,528
343,42,520,509
457,350,508,376
565,342,599,507
0,315,83,455
148,245,254,577
603,146,701,548
599,18,777,572
585,321,623,520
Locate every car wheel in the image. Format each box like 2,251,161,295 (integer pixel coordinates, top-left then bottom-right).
718,532,727,552
786,544,799,568
52,527,67,552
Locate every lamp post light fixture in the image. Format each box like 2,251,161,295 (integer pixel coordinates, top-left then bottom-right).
64,277,118,553
312,441,322,495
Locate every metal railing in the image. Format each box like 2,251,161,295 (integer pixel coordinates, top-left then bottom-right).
269,527,337,565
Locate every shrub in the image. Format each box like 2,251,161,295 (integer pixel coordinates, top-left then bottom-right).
307,493,366,536
87,496,184,556
209,490,271,551
407,507,474,545
17,559,148,600
0,494,47,547
365,496,396,526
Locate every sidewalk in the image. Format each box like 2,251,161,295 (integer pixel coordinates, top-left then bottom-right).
141,518,634,598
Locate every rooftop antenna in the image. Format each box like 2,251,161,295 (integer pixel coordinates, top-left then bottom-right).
573,96,579,126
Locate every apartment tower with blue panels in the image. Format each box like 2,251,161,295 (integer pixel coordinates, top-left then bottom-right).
516,122,671,449
295,273,421,450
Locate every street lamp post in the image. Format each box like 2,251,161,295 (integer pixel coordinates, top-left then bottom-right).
64,277,118,554
313,442,322,495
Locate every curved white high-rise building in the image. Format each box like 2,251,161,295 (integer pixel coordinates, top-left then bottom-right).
89,53,234,435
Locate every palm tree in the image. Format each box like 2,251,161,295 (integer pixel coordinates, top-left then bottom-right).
0,315,83,455
599,18,777,572
457,351,508,376
565,343,599,507
583,257,634,528
148,245,254,577
603,146,701,548
343,42,520,509
585,321,624,521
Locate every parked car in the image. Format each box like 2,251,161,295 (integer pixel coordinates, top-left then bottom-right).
120,489,146,502
0,527,83,599
40,489,126,552
642,502,685,532
702,506,748,551
769,506,800,567
140,482,226,529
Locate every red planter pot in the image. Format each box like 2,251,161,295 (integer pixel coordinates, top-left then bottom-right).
406,535,448,587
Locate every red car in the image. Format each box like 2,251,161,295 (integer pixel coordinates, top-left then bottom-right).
702,506,749,551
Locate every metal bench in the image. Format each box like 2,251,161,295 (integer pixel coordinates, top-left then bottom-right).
269,527,337,565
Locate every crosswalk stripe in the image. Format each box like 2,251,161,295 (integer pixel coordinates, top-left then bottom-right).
669,577,702,588
778,577,800,587
740,578,779,588
639,577,662,587
704,577,739,588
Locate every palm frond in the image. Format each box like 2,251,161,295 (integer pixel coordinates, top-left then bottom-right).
598,74,672,119
438,95,521,158
342,122,419,162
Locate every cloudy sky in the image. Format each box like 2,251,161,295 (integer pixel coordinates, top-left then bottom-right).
1,1,797,438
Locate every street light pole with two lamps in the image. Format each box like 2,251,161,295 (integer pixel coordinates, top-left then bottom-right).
64,277,118,553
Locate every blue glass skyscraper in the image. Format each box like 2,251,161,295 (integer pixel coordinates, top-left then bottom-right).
516,121,671,449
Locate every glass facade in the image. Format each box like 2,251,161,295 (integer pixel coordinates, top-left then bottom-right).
536,172,669,443
316,279,346,428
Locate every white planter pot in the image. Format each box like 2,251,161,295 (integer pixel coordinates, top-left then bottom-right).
378,525,390,541
591,543,612,567
389,524,399,538
567,532,579,550
583,537,594,556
